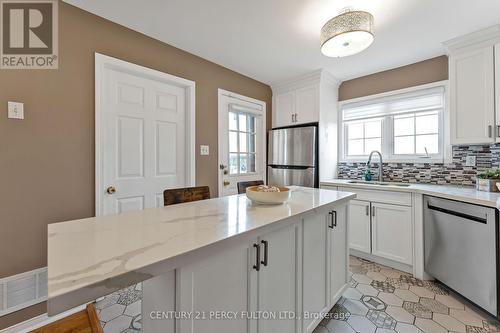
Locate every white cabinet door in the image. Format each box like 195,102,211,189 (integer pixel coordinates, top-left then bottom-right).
274,91,295,128
450,46,495,144
495,43,500,142
348,200,371,254
177,241,255,333
257,223,298,333
302,208,329,333
295,85,319,125
371,203,413,265
329,203,348,305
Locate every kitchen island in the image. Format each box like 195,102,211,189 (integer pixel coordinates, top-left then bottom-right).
48,186,355,333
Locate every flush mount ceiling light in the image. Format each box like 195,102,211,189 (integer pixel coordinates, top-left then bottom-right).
320,8,374,58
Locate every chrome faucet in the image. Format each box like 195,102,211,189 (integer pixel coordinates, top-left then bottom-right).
367,151,383,182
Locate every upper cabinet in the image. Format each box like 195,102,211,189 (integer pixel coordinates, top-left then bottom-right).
271,70,336,128
445,25,500,145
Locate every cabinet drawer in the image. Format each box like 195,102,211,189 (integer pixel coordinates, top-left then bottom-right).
338,187,412,206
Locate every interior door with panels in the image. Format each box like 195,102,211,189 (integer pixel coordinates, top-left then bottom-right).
101,64,188,215
348,200,371,254
371,202,413,264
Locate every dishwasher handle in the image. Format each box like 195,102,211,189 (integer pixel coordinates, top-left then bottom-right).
427,203,487,224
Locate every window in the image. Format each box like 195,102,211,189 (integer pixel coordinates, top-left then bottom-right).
341,84,445,161
229,111,257,174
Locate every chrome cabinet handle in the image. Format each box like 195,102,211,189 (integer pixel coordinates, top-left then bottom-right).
253,243,261,271
295,113,298,123
489,125,493,138
261,240,268,266
328,211,334,229
332,210,337,227
497,125,500,138
371,206,375,217
365,205,369,216
291,114,295,123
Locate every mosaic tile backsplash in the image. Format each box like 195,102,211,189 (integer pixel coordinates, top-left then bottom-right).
338,145,500,186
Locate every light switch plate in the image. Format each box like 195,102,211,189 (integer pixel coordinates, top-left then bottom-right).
465,155,476,167
8,101,24,119
200,145,209,156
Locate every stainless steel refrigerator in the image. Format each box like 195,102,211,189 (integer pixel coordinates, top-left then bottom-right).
267,125,318,188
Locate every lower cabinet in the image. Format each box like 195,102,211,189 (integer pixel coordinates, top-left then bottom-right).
172,202,348,333
302,203,348,333
371,202,413,265
348,200,371,254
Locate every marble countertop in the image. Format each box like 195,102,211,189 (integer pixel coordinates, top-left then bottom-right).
321,179,500,208
47,186,355,314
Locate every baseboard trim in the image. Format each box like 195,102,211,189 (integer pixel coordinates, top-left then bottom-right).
0,304,87,333
351,250,413,274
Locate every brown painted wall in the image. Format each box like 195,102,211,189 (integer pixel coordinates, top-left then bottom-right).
0,2,271,328
339,56,448,101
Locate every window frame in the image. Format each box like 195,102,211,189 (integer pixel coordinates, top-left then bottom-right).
339,81,449,163
228,111,259,176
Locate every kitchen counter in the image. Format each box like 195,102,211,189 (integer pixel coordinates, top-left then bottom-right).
321,179,500,208
47,186,355,315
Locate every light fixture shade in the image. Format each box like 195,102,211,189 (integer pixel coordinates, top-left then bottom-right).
320,10,374,58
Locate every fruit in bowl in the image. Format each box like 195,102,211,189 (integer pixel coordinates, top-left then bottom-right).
246,185,291,204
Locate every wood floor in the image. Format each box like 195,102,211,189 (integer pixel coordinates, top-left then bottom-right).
31,304,103,333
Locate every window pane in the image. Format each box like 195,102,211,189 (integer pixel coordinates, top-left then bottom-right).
365,120,381,138
365,138,381,153
347,139,364,156
229,153,238,174
229,112,238,131
247,116,255,133
394,136,414,154
416,113,439,134
238,114,247,132
347,123,363,139
239,132,247,152
229,131,238,152
416,134,439,154
394,116,414,136
248,154,256,173
239,154,248,174
248,134,256,153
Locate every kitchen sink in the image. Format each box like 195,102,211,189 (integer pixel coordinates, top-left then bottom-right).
347,180,411,187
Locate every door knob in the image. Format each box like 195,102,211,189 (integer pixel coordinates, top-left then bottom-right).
223,181,230,186
106,186,116,194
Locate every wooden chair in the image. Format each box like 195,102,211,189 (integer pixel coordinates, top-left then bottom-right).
164,186,210,206
237,180,264,194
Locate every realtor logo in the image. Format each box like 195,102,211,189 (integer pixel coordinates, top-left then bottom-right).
1,0,58,69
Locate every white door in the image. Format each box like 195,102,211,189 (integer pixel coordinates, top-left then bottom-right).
371,202,413,264
349,200,371,254
329,203,348,306
177,240,255,333
218,90,266,196
257,223,298,333
96,54,195,215
302,208,329,333
450,46,495,144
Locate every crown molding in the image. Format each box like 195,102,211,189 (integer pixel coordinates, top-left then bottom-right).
271,69,340,94
443,25,500,54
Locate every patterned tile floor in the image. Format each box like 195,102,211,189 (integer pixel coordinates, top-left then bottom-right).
97,256,500,333
314,256,500,333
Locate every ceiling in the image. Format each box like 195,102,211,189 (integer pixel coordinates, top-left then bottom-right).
64,0,500,85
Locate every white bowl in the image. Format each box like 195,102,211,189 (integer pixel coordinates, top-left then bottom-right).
246,186,291,205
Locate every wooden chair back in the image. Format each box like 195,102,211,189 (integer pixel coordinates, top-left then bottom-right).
237,180,264,194
164,186,210,206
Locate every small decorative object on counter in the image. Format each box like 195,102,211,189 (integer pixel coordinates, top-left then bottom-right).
476,169,500,192
364,167,372,181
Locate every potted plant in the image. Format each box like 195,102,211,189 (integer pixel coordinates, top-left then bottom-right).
476,169,500,192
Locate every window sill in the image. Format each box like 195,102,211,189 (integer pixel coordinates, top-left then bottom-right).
339,158,447,164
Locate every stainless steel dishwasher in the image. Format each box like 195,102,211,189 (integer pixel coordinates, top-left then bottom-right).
424,195,498,316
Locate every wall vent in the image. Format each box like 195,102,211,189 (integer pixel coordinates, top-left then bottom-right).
0,267,47,317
